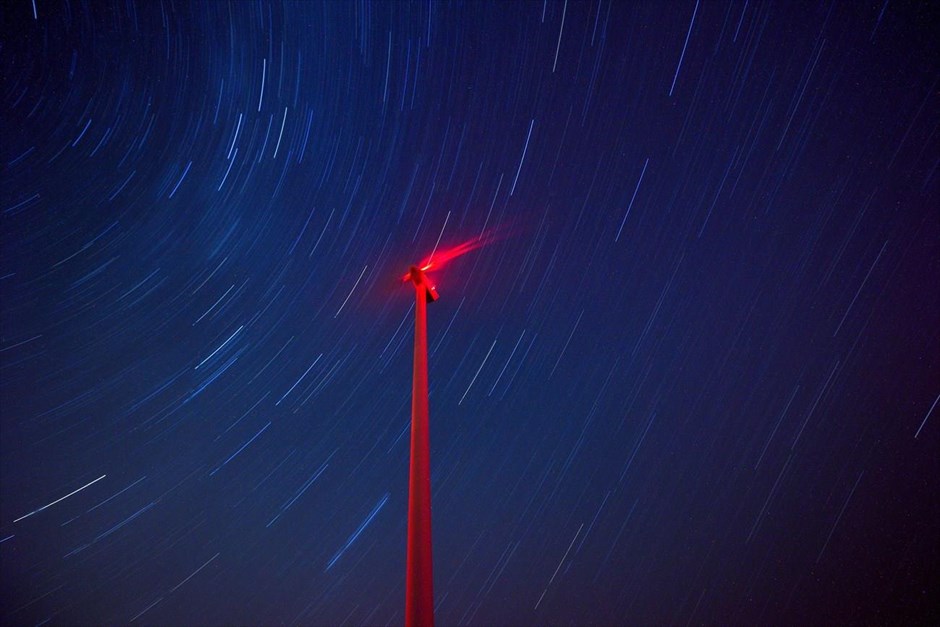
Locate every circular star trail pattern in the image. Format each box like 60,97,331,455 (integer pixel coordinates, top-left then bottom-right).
2,1,937,625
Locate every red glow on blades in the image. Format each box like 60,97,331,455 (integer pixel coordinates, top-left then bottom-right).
420,238,483,270
402,235,491,282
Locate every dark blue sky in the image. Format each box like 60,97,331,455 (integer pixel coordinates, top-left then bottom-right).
2,1,937,625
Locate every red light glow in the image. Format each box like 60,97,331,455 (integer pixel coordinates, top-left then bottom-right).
402,236,490,282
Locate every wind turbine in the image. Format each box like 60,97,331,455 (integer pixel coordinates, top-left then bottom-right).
401,238,487,627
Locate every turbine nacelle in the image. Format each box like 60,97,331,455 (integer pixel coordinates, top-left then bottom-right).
409,265,439,303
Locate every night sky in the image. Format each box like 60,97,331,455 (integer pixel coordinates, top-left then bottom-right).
2,1,938,625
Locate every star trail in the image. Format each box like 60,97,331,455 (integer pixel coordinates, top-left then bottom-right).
2,1,938,625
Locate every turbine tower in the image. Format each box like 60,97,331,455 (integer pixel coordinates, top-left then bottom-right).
405,264,438,627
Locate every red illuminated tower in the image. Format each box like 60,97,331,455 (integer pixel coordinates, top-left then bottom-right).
405,264,438,627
